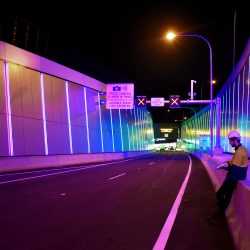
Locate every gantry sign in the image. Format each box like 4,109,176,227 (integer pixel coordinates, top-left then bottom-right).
135,95,213,107
136,96,147,107
169,95,180,108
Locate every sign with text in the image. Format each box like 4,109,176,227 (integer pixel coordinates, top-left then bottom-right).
106,84,134,109
150,97,165,107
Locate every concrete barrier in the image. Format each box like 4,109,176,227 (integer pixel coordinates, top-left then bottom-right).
0,150,155,173
193,151,250,250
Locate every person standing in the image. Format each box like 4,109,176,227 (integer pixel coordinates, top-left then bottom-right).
208,130,248,222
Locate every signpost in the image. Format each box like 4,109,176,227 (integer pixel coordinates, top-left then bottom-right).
106,83,134,109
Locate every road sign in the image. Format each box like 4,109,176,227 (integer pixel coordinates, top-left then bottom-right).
151,97,165,107
169,95,180,108
106,83,134,109
136,96,147,107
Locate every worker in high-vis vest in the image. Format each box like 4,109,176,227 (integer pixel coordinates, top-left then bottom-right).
207,130,248,223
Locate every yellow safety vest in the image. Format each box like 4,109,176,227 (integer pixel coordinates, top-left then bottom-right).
229,146,248,168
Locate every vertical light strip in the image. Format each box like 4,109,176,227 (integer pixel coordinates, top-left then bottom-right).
3,62,14,156
65,81,73,154
127,122,130,151
241,70,245,134
246,60,250,148
137,108,142,150
237,75,240,130
130,109,135,150
98,92,104,152
221,95,225,151
40,73,48,155
228,87,231,131
133,106,138,150
84,87,90,153
140,109,143,149
109,109,115,152
232,81,235,128
119,109,124,151
226,89,230,151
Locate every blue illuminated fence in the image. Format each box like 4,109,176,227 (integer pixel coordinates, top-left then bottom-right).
181,37,250,153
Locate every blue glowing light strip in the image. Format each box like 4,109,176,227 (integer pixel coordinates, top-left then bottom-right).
119,109,124,151
109,109,115,152
237,75,240,130
241,70,245,133
65,81,73,154
246,56,250,147
226,90,229,152
246,60,250,148
133,106,138,150
3,62,14,156
84,87,90,153
130,109,135,150
40,73,48,155
141,110,145,149
221,95,225,151
228,87,231,131
232,81,235,128
142,111,145,149
140,109,143,149
127,121,130,151
98,92,104,152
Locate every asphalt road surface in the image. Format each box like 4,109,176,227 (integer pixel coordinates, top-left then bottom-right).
0,152,235,250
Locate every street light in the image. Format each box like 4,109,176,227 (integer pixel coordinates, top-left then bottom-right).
166,32,214,155
200,80,216,100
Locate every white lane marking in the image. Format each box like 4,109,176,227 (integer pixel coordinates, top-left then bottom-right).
149,162,155,165
0,153,154,185
108,173,126,180
153,153,192,250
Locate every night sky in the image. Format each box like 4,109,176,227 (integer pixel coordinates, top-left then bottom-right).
1,1,250,122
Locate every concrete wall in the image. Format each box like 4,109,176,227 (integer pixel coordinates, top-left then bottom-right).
0,41,154,170
195,151,250,250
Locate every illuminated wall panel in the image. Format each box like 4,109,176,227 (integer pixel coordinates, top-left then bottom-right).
121,110,129,151
85,88,102,153
0,46,154,157
0,61,5,113
111,109,122,152
0,114,8,156
100,108,113,152
0,60,9,156
68,82,88,153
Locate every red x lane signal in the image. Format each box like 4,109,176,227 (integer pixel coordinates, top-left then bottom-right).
169,95,180,108
136,96,147,107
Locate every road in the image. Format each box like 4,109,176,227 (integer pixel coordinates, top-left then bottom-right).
0,152,235,250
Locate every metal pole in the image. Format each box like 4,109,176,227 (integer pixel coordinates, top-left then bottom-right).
216,97,221,148
233,2,250,69
233,9,236,69
178,34,213,155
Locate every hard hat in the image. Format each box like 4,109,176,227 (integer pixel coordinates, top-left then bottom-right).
228,130,241,139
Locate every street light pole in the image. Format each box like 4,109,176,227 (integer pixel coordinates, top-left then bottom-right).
167,33,213,155
233,2,250,69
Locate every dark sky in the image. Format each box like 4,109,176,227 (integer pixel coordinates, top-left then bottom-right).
2,1,250,122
